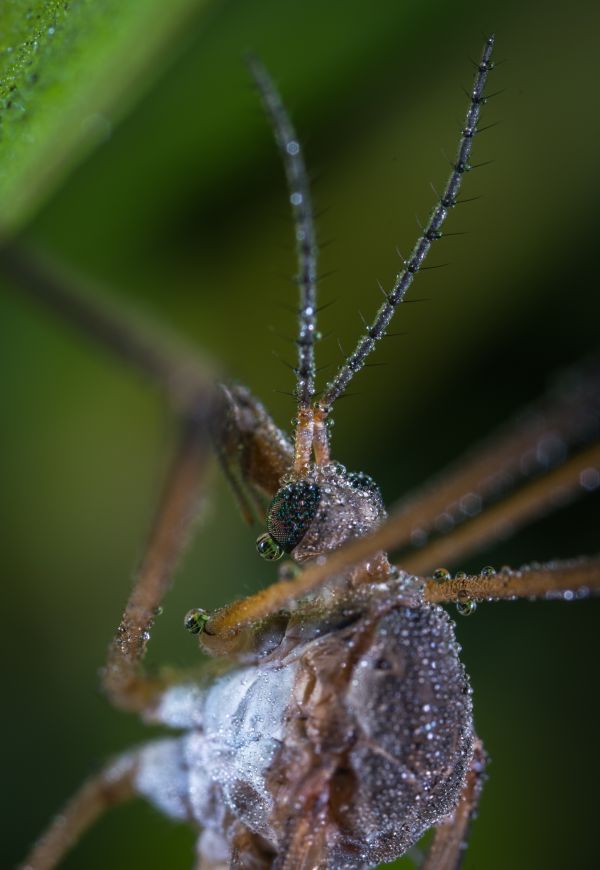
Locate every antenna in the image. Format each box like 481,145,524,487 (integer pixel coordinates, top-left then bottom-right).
318,34,496,412
249,36,495,474
248,56,318,414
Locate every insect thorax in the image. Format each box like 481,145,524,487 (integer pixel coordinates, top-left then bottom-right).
139,579,474,867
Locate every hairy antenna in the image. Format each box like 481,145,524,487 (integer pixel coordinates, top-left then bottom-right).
248,56,318,412
318,34,496,413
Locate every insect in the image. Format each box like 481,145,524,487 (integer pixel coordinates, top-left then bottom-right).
5,32,600,869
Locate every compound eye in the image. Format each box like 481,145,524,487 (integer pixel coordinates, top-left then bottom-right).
265,481,321,553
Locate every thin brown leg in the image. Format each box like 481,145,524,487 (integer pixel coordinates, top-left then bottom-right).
389,357,600,554
272,773,330,870
401,440,600,575
0,241,213,410
203,441,600,645
0,242,293,512
421,738,487,870
19,751,140,870
424,556,600,605
229,824,276,869
211,383,293,519
102,413,212,712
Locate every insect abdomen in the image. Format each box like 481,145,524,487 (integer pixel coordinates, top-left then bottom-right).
249,598,475,867
140,598,473,868
336,604,474,865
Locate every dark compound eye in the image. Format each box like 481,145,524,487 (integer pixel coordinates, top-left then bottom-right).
265,481,321,553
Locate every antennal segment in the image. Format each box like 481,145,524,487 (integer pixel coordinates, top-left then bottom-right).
318,35,495,413
248,57,318,414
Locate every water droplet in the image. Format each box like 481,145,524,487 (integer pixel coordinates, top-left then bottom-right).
256,532,284,561
456,597,477,616
580,467,600,492
460,492,482,517
411,527,428,547
278,561,299,581
184,608,209,635
454,571,467,580
540,433,567,465
481,565,496,576
433,568,451,581
434,512,454,533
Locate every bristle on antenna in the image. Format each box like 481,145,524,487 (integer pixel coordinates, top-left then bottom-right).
317,34,496,413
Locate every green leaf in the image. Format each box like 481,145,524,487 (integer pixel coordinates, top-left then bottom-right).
0,0,211,231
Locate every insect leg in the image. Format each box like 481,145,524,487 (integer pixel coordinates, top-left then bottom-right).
211,382,293,522
0,240,214,411
21,737,195,870
423,556,600,605
102,411,212,713
19,749,140,870
272,824,328,870
271,786,329,870
400,439,600,575
228,823,276,869
390,357,600,561
203,439,599,645
421,738,487,870
0,242,294,513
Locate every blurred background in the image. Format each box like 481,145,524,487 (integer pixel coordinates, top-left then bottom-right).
1,0,599,867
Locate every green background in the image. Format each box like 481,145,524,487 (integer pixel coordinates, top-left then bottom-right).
1,1,599,868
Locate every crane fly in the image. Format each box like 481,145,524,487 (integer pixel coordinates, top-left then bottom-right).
3,34,599,870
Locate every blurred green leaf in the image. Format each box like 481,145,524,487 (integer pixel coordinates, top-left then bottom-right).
0,0,211,230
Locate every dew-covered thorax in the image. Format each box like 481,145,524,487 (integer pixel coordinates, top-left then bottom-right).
155,459,474,866
263,580,474,866
146,573,474,868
